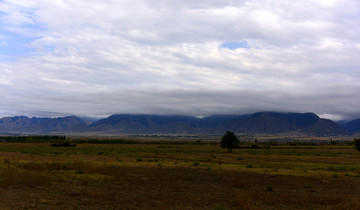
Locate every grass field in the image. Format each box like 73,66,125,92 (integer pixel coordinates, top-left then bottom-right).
0,140,359,209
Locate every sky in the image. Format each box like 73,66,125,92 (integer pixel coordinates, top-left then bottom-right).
0,0,360,120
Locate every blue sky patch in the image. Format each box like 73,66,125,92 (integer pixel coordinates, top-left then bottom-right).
220,41,251,50
0,10,44,61
0,29,38,57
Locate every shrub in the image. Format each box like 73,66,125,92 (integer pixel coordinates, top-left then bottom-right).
266,184,274,192
213,203,227,210
251,144,260,149
354,139,360,151
246,164,253,168
304,184,312,189
76,169,85,174
50,142,76,147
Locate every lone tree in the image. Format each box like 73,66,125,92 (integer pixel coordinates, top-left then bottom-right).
221,131,240,153
354,138,360,151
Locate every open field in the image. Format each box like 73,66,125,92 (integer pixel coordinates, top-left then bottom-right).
0,140,359,209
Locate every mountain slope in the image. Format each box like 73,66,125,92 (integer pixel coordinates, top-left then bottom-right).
343,119,360,134
0,116,88,133
89,112,347,135
89,114,199,134
219,112,345,135
0,112,348,135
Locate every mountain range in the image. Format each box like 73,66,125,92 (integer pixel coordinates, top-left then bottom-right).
0,112,359,136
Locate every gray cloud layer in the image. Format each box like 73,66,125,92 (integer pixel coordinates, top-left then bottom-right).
0,0,360,120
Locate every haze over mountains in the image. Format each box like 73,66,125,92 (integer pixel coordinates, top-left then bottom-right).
1,112,360,136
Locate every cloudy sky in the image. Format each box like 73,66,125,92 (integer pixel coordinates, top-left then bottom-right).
0,0,360,120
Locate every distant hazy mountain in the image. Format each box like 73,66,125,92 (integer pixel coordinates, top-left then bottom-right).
89,114,199,134
0,116,87,134
343,119,360,134
0,112,349,135
221,112,346,135
88,112,347,135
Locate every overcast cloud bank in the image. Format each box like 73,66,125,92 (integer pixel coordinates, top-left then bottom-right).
0,0,360,120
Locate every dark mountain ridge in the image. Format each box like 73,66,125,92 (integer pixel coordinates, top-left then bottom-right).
343,119,360,134
89,114,199,134
0,116,87,133
0,112,349,136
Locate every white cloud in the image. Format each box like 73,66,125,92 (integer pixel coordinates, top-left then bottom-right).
0,0,360,120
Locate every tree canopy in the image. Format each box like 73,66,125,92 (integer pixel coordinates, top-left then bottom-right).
221,131,239,153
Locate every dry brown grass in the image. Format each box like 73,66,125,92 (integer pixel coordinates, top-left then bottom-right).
0,143,359,209
0,162,359,209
